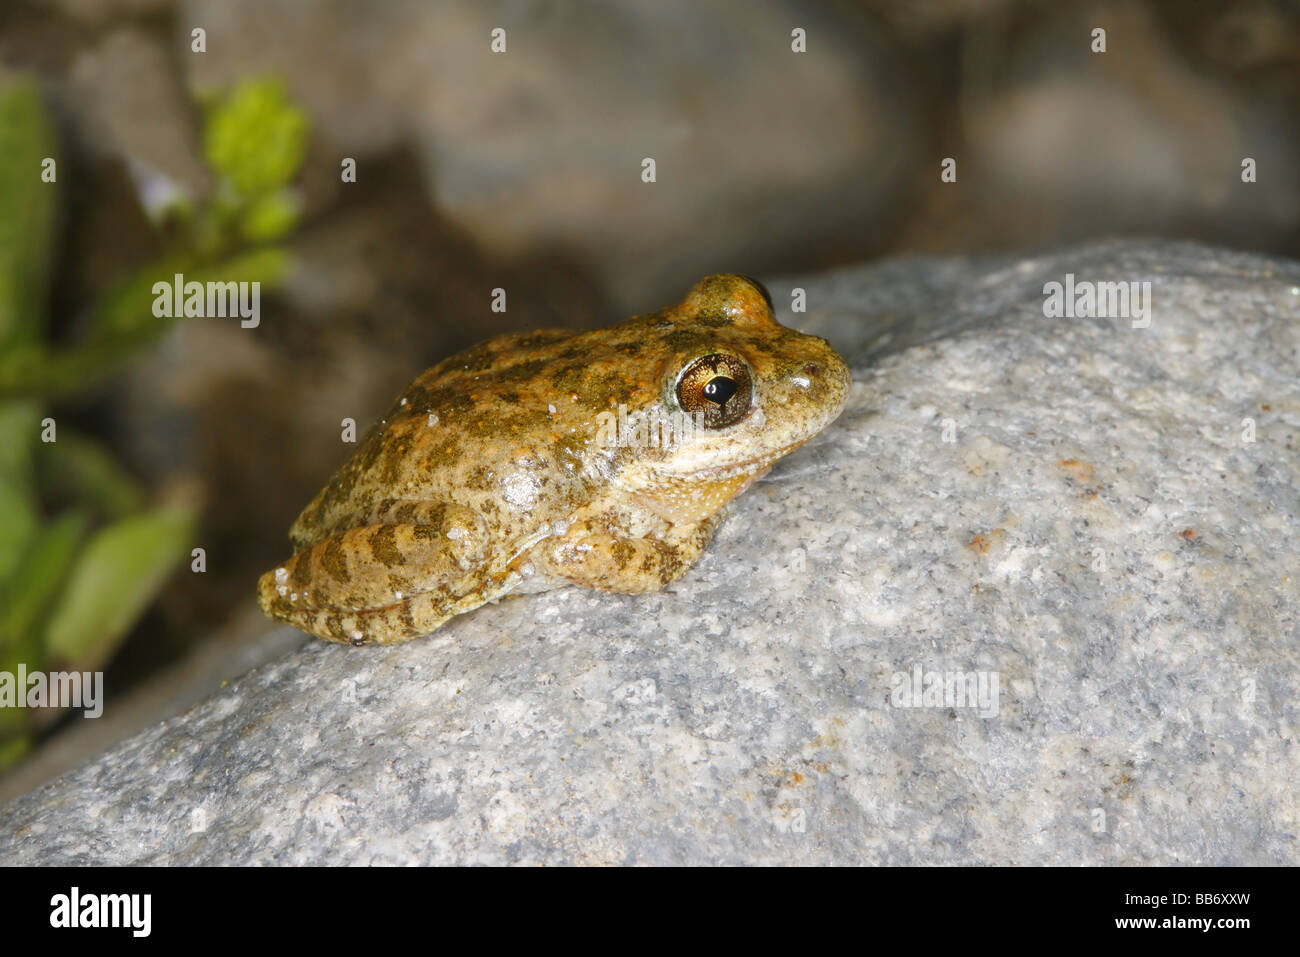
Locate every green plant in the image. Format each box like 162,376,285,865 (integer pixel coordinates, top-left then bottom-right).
0,75,309,767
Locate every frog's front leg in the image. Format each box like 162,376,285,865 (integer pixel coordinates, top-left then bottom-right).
527,514,723,593
256,505,491,645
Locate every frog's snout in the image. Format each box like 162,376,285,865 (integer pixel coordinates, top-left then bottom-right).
798,342,851,420
804,340,849,382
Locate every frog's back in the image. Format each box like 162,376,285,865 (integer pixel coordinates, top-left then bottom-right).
288,323,663,551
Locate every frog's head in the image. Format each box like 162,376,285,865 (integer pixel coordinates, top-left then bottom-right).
627,273,850,495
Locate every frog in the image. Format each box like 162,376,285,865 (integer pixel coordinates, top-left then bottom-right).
256,274,849,645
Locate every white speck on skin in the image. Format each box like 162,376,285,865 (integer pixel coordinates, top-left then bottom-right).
502,471,539,509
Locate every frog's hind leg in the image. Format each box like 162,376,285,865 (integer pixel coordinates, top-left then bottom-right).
257,513,492,645
297,587,488,646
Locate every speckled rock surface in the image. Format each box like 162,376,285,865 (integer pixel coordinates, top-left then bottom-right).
3,239,1298,864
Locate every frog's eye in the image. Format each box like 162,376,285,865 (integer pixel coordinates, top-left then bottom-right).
676,353,753,429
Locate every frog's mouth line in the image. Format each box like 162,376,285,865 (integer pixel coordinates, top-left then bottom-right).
650,436,821,482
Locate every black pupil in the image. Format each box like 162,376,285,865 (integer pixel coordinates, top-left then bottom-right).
702,376,737,405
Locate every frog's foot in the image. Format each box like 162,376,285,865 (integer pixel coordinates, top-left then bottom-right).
526,515,722,594
256,512,490,645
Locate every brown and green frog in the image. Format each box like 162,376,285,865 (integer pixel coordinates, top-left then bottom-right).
257,274,849,645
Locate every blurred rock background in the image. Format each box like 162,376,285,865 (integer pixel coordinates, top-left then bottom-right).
0,0,1297,799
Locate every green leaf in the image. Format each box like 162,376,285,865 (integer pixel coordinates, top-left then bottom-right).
93,247,289,339
0,509,87,656
239,189,301,243
44,504,196,670
207,245,291,290
204,78,308,196
0,73,57,347
0,247,289,400
0,477,38,586
0,400,41,583
0,398,39,475
0,338,156,400
0,247,194,399
0,733,31,771
37,431,146,519
89,249,206,343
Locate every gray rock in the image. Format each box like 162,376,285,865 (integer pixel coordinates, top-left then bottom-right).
3,239,1298,864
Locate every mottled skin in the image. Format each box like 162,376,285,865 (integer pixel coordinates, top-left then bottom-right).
257,275,849,645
